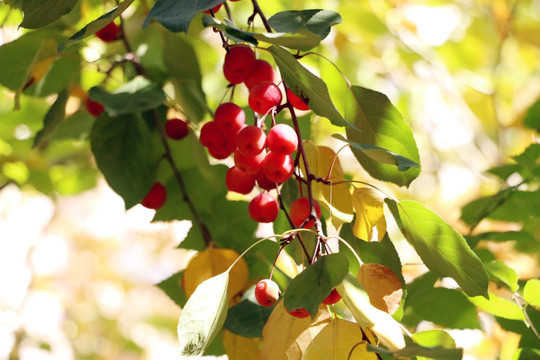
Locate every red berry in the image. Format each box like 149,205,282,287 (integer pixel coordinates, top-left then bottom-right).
290,197,321,228
254,279,281,307
207,143,233,159
225,166,256,194
262,152,294,183
203,3,223,14
95,22,119,43
234,149,266,174
141,182,167,210
249,81,282,115
200,121,223,148
85,97,105,117
244,59,275,90
322,288,341,305
267,124,298,155
287,308,310,318
214,102,246,134
223,45,256,83
255,168,278,191
286,88,310,111
249,193,279,223
236,125,266,156
165,118,189,140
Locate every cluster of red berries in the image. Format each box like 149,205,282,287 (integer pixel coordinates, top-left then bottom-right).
254,279,341,317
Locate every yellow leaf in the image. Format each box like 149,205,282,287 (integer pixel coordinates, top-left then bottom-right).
351,187,386,241
302,141,354,228
260,301,330,360
358,263,403,314
182,247,248,304
286,307,331,359
302,319,377,360
222,330,260,360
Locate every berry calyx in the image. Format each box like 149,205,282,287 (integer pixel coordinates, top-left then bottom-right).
267,123,298,155
249,81,282,115
234,149,266,174
254,279,281,307
286,88,310,111
236,125,266,156
225,166,256,194
165,118,189,140
249,193,279,223
95,22,119,42
141,182,167,210
244,59,275,90
214,102,246,134
322,288,341,305
287,308,310,318
289,197,322,228
262,152,294,183
223,45,256,84
85,98,105,117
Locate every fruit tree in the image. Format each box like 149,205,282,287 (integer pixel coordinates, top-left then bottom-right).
1,0,539,359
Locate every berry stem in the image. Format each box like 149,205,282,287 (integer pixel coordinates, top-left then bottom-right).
249,0,272,33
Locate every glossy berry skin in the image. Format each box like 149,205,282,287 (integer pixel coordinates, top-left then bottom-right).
267,124,298,155
234,149,266,174
236,125,266,156
255,168,278,191
141,182,167,210
203,3,223,14
286,88,310,111
225,166,256,194
287,308,310,319
244,59,275,90
200,121,224,148
85,98,105,117
322,288,341,305
290,197,321,229
249,193,279,223
254,279,281,307
214,102,246,134
165,118,189,140
263,152,294,183
95,22,119,42
249,81,282,115
223,45,256,84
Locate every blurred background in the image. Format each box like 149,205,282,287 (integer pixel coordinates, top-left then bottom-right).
1,0,539,359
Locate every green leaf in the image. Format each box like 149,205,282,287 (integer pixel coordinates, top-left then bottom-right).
62,0,135,47
33,88,69,148
157,272,187,308
386,199,489,298
484,260,519,292
344,86,420,187
413,330,456,349
89,77,166,116
163,32,207,123
20,0,79,29
283,253,349,318
90,113,160,209
368,336,463,360
224,291,274,338
524,279,540,307
143,0,224,33
469,292,525,320
523,99,540,131
177,271,229,356
268,45,348,128
403,287,481,329
268,9,342,39
50,111,95,141
466,231,536,248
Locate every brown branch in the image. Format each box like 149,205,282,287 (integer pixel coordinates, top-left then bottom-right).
249,0,272,32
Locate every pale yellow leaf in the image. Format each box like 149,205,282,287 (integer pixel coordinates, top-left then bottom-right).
351,187,386,241
358,263,403,314
182,247,248,304
260,301,330,360
222,330,260,360
286,307,331,359
302,319,377,360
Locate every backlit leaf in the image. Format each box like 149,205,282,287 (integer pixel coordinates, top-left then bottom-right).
222,330,260,360
524,279,540,308
386,199,489,298
351,187,386,242
286,308,331,359
484,260,519,292
338,272,406,351
468,292,525,320
20,0,78,29
343,86,420,187
358,263,403,315
268,9,342,40
178,271,229,356
302,319,377,360
368,336,463,360
143,0,224,32
284,253,349,318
